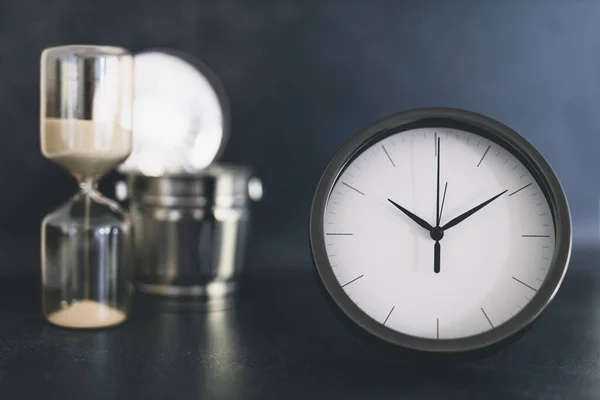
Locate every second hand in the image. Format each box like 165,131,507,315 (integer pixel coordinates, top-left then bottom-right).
439,182,448,224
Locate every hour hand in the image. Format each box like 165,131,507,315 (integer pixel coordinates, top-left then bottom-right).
387,199,434,232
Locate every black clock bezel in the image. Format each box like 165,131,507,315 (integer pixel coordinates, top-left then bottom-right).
309,107,572,353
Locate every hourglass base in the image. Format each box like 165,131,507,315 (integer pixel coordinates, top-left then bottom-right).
41,189,133,329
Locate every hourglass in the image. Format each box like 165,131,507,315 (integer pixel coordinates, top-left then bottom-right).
40,46,134,328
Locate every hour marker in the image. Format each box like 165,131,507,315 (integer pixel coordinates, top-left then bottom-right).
477,145,491,167
326,233,353,236
513,165,518,170
536,202,543,206
495,151,500,156
522,234,550,238
342,274,364,288
434,132,437,156
520,173,526,178
481,308,494,328
381,145,395,167
509,183,532,196
532,192,539,197
342,182,365,196
436,318,439,339
383,306,395,325
512,277,538,292
542,256,549,260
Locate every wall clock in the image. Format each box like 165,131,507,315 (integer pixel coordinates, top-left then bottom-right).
309,108,571,353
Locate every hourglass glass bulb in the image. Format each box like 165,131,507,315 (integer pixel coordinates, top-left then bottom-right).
40,45,133,182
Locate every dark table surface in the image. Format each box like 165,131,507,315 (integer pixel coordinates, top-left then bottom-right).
1,238,600,400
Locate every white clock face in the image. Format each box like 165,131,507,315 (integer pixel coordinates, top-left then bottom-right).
323,127,555,340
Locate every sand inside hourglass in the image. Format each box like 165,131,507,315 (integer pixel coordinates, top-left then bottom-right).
47,300,126,328
41,118,131,180
42,118,131,328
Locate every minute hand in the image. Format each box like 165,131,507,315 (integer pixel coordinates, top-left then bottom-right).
440,190,507,231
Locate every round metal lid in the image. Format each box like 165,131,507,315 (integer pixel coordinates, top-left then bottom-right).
120,164,263,207
118,49,229,176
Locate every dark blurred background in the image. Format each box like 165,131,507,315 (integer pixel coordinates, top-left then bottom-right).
0,0,598,274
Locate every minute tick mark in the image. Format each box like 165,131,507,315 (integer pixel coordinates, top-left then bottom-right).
383,306,395,326
381,145,395,167
342,275,364,288
512,277,538,292
481,308,494,328
477,145,491,167
342,182,365,196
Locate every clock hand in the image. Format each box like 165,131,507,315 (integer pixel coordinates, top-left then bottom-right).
439,182,448,224
434,139,442,274
387,199,434,232
436,137,441,227
441,189,508,231
434,241,440,274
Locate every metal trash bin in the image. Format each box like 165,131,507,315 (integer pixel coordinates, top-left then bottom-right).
117,164,262,300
